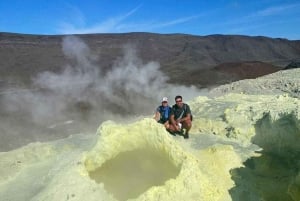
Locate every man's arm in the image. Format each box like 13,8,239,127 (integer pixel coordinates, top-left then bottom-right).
170,114,176,126
177,114,191,123
179,113,191,122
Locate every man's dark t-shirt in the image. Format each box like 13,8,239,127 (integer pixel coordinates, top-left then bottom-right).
170,103,191,120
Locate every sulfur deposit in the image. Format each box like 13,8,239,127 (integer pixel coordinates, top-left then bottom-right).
0,69,300,201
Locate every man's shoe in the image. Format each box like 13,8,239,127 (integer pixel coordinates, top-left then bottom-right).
167,129,176,136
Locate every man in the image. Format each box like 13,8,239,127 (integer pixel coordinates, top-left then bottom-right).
168,95,192,139
154,97,171,129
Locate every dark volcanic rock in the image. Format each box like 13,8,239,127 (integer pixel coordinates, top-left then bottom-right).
0,32,300,88
214,61,282,79
284,61,300,70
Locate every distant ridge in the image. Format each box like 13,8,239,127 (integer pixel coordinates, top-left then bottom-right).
1,32,300,87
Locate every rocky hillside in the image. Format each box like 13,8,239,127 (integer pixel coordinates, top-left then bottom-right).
1,32,300,88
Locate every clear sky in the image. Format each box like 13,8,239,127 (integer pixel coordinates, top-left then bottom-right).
0,0,299,39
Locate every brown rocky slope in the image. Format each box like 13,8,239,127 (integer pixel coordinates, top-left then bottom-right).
1,32,300,88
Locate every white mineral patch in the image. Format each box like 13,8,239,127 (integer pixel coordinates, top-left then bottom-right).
0,69,300,201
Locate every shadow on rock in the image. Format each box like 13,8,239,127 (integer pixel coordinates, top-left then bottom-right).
229,113,300,201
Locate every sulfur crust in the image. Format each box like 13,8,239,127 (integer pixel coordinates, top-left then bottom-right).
0,90,299,201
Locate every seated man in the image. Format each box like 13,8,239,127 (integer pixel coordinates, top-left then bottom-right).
154,97,171,129
168,95,192,139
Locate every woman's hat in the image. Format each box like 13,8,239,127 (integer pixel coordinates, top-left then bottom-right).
162,97,168,102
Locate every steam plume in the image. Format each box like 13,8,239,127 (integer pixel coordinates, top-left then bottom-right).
0,36,205,150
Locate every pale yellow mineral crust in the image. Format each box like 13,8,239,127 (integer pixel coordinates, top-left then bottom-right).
0,69,300,201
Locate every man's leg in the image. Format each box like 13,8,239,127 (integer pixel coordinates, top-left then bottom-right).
182,119,192,139
167,124,176,135
167,123,182,135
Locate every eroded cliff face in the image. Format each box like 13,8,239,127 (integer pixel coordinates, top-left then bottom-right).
0,69,300,201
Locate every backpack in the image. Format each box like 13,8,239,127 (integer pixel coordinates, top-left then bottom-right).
184,104,193,121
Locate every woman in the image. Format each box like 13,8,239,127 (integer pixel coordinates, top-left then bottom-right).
154,97,171,129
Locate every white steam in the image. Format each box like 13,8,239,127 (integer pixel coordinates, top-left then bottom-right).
1,36,205,150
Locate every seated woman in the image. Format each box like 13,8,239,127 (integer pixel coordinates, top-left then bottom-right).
154,97,171,129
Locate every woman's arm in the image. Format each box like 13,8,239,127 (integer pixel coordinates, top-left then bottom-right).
154,111,160,121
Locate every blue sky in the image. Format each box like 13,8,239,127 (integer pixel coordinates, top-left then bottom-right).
0,0,300,39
